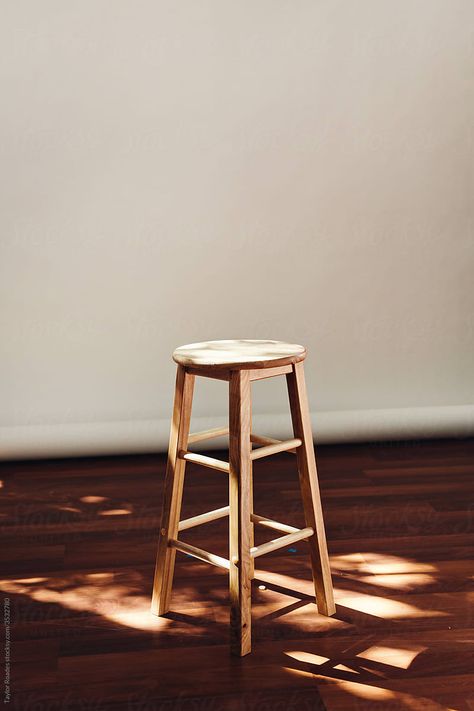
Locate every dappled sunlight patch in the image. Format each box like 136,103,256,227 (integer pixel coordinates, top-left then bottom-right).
80,496,108,504
86,572,114,581
0,577,49,590
282,665,317,680
99,508,132,516
336,591,448,619
322,679,458,710
107,605,172,630
57,506,82,513
359,572,436,591
330,553,366,572
357,644,426,669
253,569,315,598
328,679,395,701
332,551,437,577
284,667,395,701
333,663,360,674
285,650,329,665
361,553,436,575
0,571,170,630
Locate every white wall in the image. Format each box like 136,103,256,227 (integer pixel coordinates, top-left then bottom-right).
1,1,473,458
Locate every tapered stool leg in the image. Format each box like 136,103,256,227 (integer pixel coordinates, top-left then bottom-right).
229,370,253,656
286,362,336,616
151,365,195,615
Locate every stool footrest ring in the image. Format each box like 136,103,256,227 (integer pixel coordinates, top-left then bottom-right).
170,521,313,569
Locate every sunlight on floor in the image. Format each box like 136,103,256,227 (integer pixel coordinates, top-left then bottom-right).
99,508,132,516
1,577,49,585
331,552,437,575
86,573,114,581
285,650,329,665
333,664,360,674
253,569,315,598
357,644,426,669
359,573,436,590
80,496,108,504
336,591,448,619
0,576,169,631
284,666,395,699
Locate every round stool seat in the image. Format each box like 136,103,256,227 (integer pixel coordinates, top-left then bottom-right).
173,339,306,370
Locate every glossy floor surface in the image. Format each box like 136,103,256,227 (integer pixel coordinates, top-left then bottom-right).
1,438,473,710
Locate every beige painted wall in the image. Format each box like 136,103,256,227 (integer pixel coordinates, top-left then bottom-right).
1,1,473,457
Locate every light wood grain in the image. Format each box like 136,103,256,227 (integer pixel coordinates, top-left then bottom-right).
178,505,229,532
250,433,297,453
185,366,231,381
228,369,253,656
286,361,336,616
250,437,302,460
250,512,301,534
178,450,230,473
169,538,230,570
187,426,229,444
151,366,194,615
248,364,293,380
250,526,314,559
173,339,306,371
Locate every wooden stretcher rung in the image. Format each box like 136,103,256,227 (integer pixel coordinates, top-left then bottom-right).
187,426,229,444
178,450,230,473
169,538,230,570
250,526,314,559
250,433,298,453
248,364,293,381
250,513,300,535
179,505,230,531
250,437,302,461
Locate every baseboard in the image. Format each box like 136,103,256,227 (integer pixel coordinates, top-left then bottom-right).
1,404,473,460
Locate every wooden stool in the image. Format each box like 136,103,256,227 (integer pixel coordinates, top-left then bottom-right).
151,339,335,656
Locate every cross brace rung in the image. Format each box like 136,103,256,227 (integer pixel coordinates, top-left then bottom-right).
179,505,230,531
178,450,230,473
169,538,230,570
250,513,300,535
250,526,314,559
187,426,229,444
250,437,302,460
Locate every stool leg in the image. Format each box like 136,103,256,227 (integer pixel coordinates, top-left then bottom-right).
229,370,252,656
151,365,195,616
286,362,336,616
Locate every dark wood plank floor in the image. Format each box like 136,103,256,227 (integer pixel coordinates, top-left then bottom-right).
1,438,473,710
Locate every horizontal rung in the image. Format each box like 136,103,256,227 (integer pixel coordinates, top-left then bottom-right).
178,450,230,473
250,438,302,460
251,513,300,535
187,426,229,445
169,538,230,570
250,433,298,453
250,526,314,559
179,505,230,531
248,364,293,381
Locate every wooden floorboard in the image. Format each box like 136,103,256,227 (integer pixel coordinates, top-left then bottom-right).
1,437,473,710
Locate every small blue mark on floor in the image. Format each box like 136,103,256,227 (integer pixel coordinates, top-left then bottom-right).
287,547,297,553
